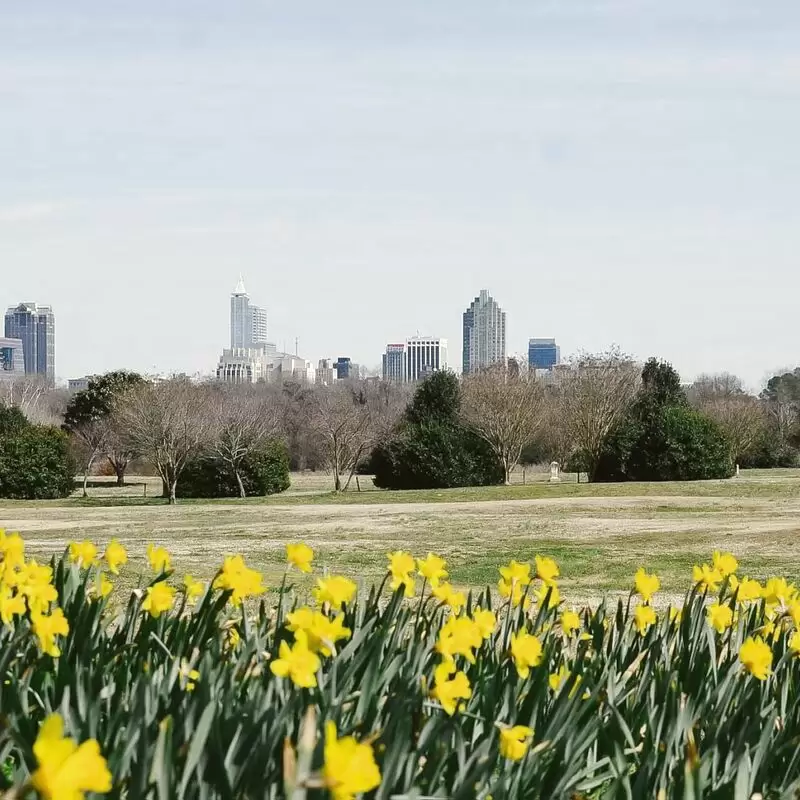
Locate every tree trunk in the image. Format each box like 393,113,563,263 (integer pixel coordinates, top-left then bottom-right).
83,453,96,498
235,468,246,499
161,476,169,498
333,466,342,492
169,480,177,505
114,463,126,487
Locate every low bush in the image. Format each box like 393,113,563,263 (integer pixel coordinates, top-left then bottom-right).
0,405,76,499
176,441,290,498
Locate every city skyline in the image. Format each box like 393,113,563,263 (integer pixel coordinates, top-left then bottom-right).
3,2,800,388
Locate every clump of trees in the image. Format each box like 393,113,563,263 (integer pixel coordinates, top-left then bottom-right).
371,372,504,489
63,371,143,496
594,359,734,482
0,404,75,499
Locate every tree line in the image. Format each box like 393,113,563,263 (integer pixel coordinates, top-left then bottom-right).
0,353,798,500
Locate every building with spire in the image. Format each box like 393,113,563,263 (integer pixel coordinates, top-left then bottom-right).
462,290,506,374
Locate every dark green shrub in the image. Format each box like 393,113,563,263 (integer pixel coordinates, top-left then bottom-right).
0,405,76,499
177,441,290,498
595,359,734,482
371,372,503,490
372,422,503,489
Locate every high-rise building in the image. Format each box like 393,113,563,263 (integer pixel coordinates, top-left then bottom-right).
4,303,55,383
405,337,447,382
230,276,271,348
316,359,336,386
382,344,406,382
250,304,268,347
0,337,25,380
334,357,358,380
230,276,251,349
462,290,506,374
528,338,561,371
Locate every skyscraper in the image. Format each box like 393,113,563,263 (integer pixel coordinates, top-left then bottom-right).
405,337,447,382
382,344,406,382
462,290,506,374
230,276,269,349
230,276,251,349
250,305,268,347
528,338,561,371
4,303,55,383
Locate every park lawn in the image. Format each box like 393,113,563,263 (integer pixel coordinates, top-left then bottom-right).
2,468,799,605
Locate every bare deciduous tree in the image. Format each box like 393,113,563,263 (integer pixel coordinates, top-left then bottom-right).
208,386,282,498
116,378,213,504
461,366,545,484
310,381,403,492
699,395,767,464
689,373,746,404
559,348,640,481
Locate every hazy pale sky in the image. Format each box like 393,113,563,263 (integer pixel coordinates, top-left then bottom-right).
1,1,798,388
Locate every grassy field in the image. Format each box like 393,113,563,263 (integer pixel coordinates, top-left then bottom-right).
1,468,799,606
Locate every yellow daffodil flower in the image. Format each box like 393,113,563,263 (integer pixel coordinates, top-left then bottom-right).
31,713,112,800
323,720,381,800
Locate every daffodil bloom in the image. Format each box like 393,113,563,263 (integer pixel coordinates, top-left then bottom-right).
498,578,531,609
764,577,796,606
183,575,205,605
286,543,314,574
179,660,200,691
535,555,559,586
498,725,533,761
789,631,800,655
633,605,656,636
534,582,561,609
286,607,351,656
17,561,58,615
436,616,482,663
734,576,763,604
499,560,531,587
509,630,543,679
693,564,723,593
561,609,581,636
0,529,25,568
432,582,466,615
323,720,381,800
31,607,70,657
712,550,738,578
31,713,112,800
313,575,357,608
739,636,772,680
472,608,496,639
142,582,175,618
226,626,241,650
707,602,733,634
103,540,127,575
387,551,415,597
0,586,26,625
548,664,569,692
88,574,113,600
68,540,98,568
431,659,471,715
213,555,266,605
147,544,172,573
789,601,800,629
270,630,321,688
634,568,660,603
416,553,448,588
